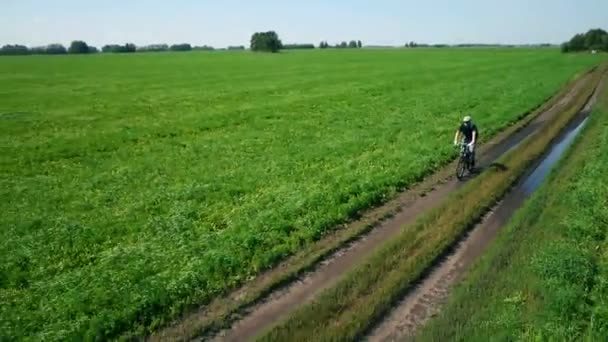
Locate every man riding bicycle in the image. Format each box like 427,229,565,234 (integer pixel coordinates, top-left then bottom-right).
453,116,478,168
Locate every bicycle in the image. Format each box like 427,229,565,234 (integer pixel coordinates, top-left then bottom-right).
456,142,474,180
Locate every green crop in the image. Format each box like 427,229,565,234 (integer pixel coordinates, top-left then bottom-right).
0,49,602,340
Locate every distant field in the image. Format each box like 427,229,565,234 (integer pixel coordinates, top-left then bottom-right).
0,49,603,339
418,81,608,341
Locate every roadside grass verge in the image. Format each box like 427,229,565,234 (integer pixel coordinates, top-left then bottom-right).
418,72,608,341
153,67,600,341
257,66,606,341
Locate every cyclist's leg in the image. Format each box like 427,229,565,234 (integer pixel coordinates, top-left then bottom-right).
470,143,476,168
464,139,474,167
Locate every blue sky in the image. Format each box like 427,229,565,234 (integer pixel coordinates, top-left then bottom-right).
1,0,607,48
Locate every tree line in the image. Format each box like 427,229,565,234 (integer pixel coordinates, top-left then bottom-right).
6,28,606,56
0,40,219,56
561,28,608,53
0,41,98,55
249,31,363,52
283,44,316,50
401,42,553,48
319,40,362,49
2,31,367,55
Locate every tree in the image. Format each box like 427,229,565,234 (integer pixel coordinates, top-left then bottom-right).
88,46,99,53
169,43,192,51
250,31,283,52
562,28,608,53
227,45,245,50
283,43,315,50
348,40,358,48
68,40,90,54
68,41,87,54
138,44,169,52
193,45,215,51
357,40,362,48
102,43,137,53
569,34,586,51
0,44,29,55
29,46,47,55
102,44,116,53
125,43,136,52
46,44,67,54
585,28,606,50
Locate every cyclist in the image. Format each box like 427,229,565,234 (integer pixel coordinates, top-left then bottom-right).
453,116,478,168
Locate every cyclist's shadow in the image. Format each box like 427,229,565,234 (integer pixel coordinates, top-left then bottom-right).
476,162,509,174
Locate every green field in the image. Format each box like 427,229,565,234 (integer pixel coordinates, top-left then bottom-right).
256,64,605,342
418,82,608,340
0,49,603,339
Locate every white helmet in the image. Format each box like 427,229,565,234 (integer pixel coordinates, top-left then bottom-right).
463,116,472,123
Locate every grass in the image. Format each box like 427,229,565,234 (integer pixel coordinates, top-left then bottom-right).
257,65,605,341
0,49,604,340
417,74,608,341
154,64,597,341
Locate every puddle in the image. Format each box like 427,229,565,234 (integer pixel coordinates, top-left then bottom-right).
521,116,589,195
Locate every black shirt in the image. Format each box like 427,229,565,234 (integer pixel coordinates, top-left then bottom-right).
459,122,478,142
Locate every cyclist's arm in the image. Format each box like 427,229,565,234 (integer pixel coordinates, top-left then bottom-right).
471,131,477,145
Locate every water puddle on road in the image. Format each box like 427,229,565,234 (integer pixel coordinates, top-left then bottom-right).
521,116,589,195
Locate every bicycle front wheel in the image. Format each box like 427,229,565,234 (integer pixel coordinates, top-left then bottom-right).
456,157,467,180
